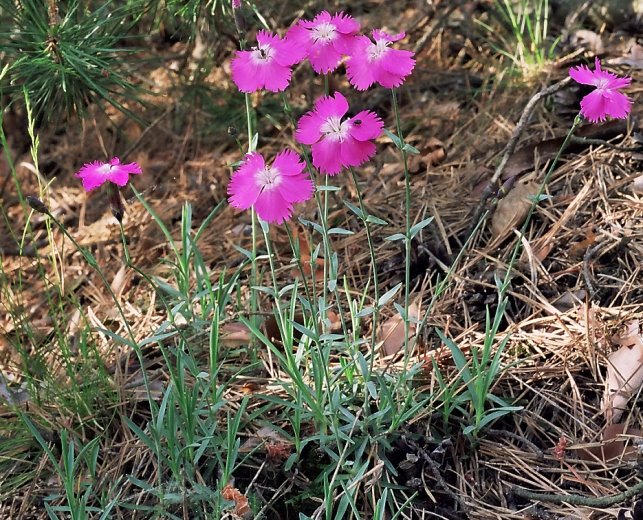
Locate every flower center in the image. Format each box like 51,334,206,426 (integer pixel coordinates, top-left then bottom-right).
594,78,609,90
320,116,351,142
97,163,113,176
250,43,274,64
367,39,390,62
256,166,282,191
311,22,337,43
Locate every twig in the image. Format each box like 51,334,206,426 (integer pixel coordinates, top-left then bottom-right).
487,428,545,458
470,76,573,228
512,479,643,506
583,242,602,298
419,444,470,512
569,135,642,152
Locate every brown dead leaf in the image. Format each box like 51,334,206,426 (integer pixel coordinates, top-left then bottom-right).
240,426,292,458
423,137,447,167
631,175,643,195
264,311,339,346
408,137,447,174
220,322,252,348
490,180,540,242
604,320,643,423
110,263,131,299
614,43,643,70
576,423,643,462
568,228,597,258
572,29,604,54
502,120,629,180
378,302,421,357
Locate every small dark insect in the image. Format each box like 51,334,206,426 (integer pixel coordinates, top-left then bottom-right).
353,119,362,125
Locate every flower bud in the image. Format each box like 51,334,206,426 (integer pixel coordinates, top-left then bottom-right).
108,186,125,223
232,0,246,36
26,195,49,215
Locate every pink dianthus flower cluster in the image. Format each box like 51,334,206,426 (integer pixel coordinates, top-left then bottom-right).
229,11,416,94
227,11,417,223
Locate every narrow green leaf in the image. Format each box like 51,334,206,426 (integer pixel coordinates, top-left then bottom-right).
409,217,434,239
384,128,403,149
402,143,420,155
378,282,402,307
366,214,388,225
385,233,407,242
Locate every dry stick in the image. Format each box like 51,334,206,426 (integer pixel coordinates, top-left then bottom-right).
583,241,602,298
512,479,643,506
469,76,573,230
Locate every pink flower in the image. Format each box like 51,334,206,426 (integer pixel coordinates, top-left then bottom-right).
228,150,314,224
296,92,383,175
75,157,142,192
286,11,360,74
230,31,305,93
346,30,415,90
569,57,632,123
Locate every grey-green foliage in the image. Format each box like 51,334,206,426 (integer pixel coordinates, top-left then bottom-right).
0,0,150,121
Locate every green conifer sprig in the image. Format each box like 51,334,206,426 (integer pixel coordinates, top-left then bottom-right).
0,0,150,121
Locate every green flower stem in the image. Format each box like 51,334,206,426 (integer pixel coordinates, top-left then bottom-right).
390,88,414,358
280,92,349,338
47,211,154,405
499,114,582,293
284,224,320,339
348,167,380,360
244,92,259,361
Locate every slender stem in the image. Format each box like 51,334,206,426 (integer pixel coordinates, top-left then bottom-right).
49,213,154,403
285,225,319,339
391,88,413,358
119,220,131,265
244,92,259,361
348,167,380,363
280,92,349,338
499,115,582,292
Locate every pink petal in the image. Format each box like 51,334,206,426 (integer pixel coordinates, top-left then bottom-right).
231,51,263,93
255,30,280,48
273,34,307,66
602,90,632,119
273,149,305,176
76,161,109,192
263,63,292,92
340,137,376,168
569,63,596,85
312,139,343,175
106,168,131,186
374,66,409,89
333,32,358,55
314,92,349,119
277,174,314,203
372,29,405,42
380,48,416,77
254,189,292,224
331,12,360,34
348,110,383,141
309,42,343,74
346,39,376,90
227,153,264,209
285,24,310,47
580,90,610,123
605,76,632,90
296,112,324,145
302,10,332,28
